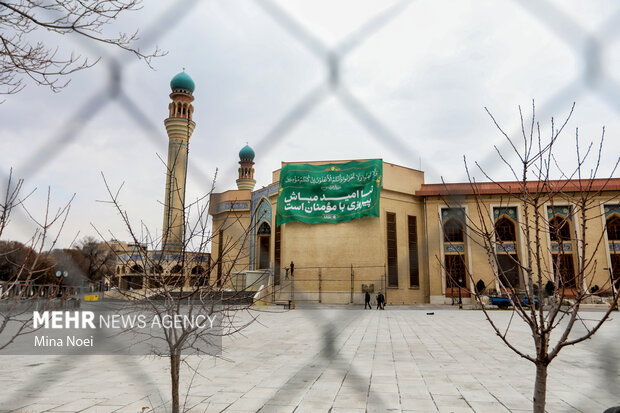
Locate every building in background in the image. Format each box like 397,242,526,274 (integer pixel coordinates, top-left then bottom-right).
211,150,620,305
116,72,620,303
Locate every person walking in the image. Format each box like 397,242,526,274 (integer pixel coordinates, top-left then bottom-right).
364,291,372,309
376,291,384,310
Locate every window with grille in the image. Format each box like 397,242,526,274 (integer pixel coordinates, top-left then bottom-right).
445,255,466,288
386,212,398,287
496,254,520,289
612,254,620,287
553,253,576,288
258,222,271,234
549,216,571,241
408,216,419,287
607,215,620,241
495,217,516,242
443,217,464,242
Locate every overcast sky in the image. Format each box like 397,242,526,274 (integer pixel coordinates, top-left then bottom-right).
1,0,619,248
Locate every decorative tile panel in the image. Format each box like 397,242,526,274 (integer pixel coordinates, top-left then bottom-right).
216,201,249,213
493,206,517,221
249,185,277,270
604,204,620,217
441,208,465,221
444,243,465,253
117,254,144,262
251,182,279,206
547,205,571,219
117,253,209,263
496,243,517,253
551,242,573,252
255,199,272,224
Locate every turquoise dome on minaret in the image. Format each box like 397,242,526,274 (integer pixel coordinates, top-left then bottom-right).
170,71,195,93
239,144,255,162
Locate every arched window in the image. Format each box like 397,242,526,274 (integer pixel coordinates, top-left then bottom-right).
443,218,464,242
258,222,271,235
549,216,571,241
191,266,204,275
608,215,620,281
130,264,143,274
170,264,183,274
151,265,164,274
495,217,516,242
607,215,620,241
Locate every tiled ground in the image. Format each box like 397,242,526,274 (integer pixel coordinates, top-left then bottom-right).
1,307,619,413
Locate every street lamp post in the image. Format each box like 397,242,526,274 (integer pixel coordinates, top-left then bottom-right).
458,276,463,309
604,267,618,311
54,270,67,298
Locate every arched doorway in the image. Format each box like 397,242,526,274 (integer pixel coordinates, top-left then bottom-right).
257,222,271,269
167,264,183,287
191,265,209,287
127,264,144,290
607,214,620,288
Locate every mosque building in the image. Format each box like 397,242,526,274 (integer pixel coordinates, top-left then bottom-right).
211,148,620,305
119,71,620,306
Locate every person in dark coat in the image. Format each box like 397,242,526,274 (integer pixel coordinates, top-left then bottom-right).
364,291,372,309
376,291,385,310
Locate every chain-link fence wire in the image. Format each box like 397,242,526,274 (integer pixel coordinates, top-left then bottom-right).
0,1,210,408
256,308,392,412
2,0,620,411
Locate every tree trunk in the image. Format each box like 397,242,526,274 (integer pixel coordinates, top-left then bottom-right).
170,353,181,413
533,362,548,413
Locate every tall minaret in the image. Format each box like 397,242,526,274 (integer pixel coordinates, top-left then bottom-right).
162,71,195,252
236,144,256,191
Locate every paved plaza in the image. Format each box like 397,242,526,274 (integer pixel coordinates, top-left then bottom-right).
1,307,619,413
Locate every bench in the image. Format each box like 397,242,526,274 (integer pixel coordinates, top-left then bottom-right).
273,300,292,309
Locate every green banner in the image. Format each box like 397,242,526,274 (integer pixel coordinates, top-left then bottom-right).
276,160,383,226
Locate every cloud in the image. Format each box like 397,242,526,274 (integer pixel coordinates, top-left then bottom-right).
1,0,619,247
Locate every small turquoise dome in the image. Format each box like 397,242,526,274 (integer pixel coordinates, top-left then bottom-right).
239,144,255,161
170,71,195,93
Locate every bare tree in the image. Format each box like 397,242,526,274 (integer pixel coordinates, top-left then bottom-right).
0,169,73,349
48,236,114,294
96,172,264,413
439,102,620,413
0,0,162,95
0,240,56,283
75,235,115,281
